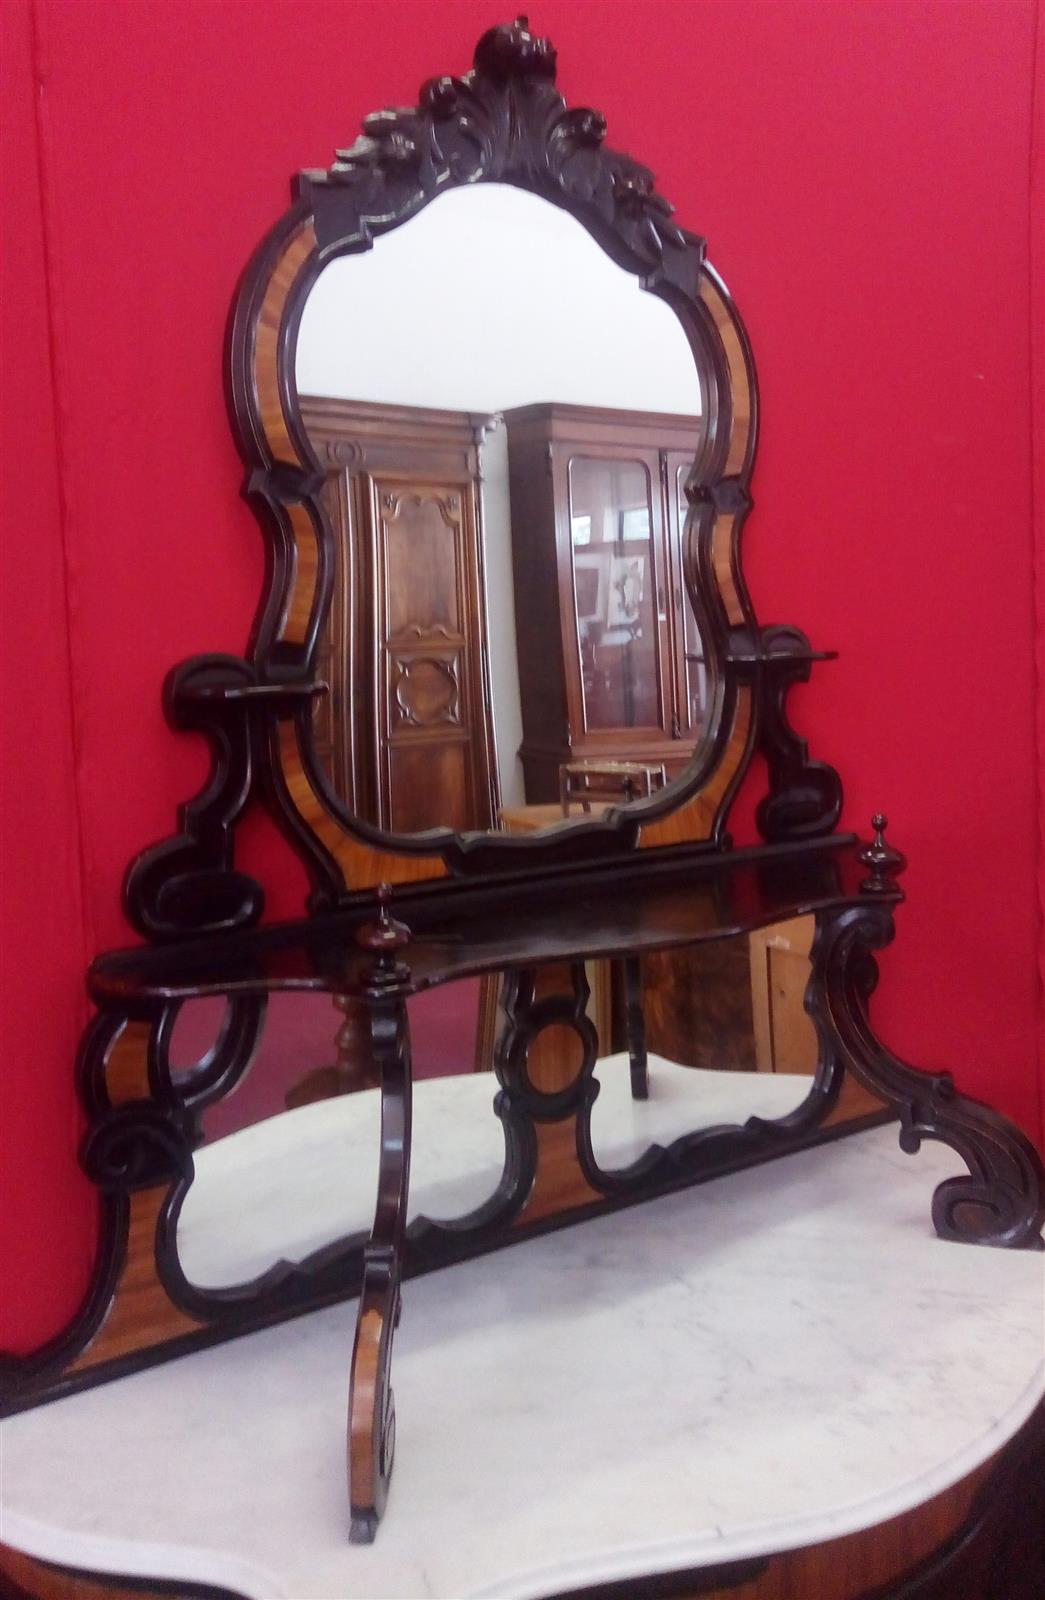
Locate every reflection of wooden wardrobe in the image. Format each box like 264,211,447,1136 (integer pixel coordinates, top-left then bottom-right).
301,397,498,835
502,403,705,802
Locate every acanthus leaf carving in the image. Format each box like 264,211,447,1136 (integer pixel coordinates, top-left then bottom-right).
312,16,703,288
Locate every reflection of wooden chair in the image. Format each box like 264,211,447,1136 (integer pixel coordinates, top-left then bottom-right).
557,760,663,1098
559,758,667,814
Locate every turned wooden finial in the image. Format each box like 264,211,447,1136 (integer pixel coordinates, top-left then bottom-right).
859,813,907,894
355,882,411,971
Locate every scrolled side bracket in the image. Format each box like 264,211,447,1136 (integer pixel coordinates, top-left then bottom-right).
123,653,264,940
808,822,1045,1249
755,625,843,842
122,655,326,940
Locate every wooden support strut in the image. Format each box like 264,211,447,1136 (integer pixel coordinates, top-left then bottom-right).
347,886,413,1543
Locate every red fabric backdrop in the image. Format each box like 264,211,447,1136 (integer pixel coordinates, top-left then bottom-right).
2,0,1042,1352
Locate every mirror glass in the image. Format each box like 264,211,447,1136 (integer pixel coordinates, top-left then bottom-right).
589,919,819,1171
175,985,508,1291
296,182,710,838
176,921,821,1291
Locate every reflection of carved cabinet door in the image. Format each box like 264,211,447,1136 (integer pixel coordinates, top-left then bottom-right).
368,473,495,834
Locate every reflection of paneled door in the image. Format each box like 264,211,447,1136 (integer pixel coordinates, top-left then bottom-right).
749,916,818,1073
301,398,498,836
370,474,492,833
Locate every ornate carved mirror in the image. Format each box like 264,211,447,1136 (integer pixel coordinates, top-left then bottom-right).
14,27,1038,1519
198,12,794,926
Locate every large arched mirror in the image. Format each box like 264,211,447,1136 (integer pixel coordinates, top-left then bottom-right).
216,14,766,908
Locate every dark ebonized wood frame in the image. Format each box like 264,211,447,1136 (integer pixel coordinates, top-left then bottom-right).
1,16,1042,1551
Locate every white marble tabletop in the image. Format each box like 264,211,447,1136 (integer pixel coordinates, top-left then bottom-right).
3,1060,1043,1600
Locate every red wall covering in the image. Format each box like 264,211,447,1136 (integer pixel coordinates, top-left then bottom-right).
2,0,1043,1351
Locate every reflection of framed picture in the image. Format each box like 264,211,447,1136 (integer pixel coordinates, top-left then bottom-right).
571,514,592,546
574,552,607,623
619,505,650,542
608,554,644,626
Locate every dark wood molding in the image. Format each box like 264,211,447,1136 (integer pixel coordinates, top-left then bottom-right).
755,623,843,841
123,656,264,941
810,898,1045,1249
347,890,413,1542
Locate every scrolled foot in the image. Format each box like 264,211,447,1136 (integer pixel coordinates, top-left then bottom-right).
897,1095,1045,1249
931,1174,1045,1251
349,1509,380,1544
348,1273,401,1539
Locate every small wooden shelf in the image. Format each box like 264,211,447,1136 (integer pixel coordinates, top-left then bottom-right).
90,834,886,1005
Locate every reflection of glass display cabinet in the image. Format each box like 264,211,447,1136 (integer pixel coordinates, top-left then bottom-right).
503,403,705,801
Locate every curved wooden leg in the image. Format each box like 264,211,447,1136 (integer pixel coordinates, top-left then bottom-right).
809,902,1045,1249
621,956,648,1099
347,901,413,1544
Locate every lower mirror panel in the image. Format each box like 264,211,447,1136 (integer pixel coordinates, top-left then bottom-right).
177,1076,510,1291
174,920,875,1296
175,984,505,1293
588,1057,817,1175
637,915,818,1075
589,915,824,1171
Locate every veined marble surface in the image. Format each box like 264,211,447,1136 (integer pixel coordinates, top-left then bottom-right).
3,1062,1043,1600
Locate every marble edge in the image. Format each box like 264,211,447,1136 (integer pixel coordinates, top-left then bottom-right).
0,1513,286,1600
3,1361,1042,1600
468,1360,1045,1600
